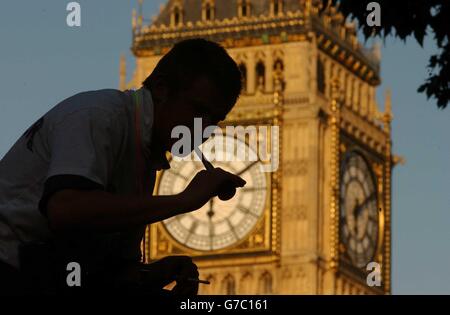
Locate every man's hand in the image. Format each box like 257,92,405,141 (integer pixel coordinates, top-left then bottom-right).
141,256,200,296
180,168,246,212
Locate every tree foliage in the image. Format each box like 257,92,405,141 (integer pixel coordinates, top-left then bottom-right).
323,0,449,108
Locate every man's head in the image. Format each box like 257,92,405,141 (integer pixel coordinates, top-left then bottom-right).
143,39,243,153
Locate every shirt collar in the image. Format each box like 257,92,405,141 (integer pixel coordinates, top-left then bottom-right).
138,87,170,171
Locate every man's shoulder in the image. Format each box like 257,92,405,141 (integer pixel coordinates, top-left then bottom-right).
49,89,131,124
61,88,129,112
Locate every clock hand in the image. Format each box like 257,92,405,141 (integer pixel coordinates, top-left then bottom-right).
207,198,215,218
352,198,360,219
352,198,360,236
362,192,376,209
355,192,376,218
353,193,376,238
354,201,363,220
208,199,214,250
236,160,259,176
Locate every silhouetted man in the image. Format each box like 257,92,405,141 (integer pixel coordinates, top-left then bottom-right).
0,39,245,295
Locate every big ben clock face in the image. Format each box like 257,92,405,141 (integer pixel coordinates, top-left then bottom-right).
157,135,268,251
340,152,379,268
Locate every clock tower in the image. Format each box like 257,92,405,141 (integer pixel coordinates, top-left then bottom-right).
122,0,396,295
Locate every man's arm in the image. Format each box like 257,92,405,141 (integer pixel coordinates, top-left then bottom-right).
47,168,246,234
47,190,188,234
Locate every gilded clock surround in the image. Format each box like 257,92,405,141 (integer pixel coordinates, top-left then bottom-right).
124,0,395,295
151,147,277,258
156,138,269,252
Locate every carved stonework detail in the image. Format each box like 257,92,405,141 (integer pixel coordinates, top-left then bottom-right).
282,159,308,177
281,266,292,279
239,271,254,294
280,265,308,292
221,274,236,295
284,204,307,220
258,271,273,294
157,240,168,254
199,273,217,295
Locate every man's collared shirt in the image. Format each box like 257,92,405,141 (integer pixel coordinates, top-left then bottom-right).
0,88,169,269
139,87,170,172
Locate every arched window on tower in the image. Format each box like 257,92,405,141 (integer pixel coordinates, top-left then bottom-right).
202,0,215,21
206,3,212,20
238,0,251,18
258,272,273,294
367,86,373,117
329,63,335,98
273,58,284,90
201,275,216,294
317,58,325,95
350,78,355,109
174,9,180,25
222,275,236,295
273,58,284,73
240,273,253,294
271,0,283,16
171,4,183,27
357,80,363,113
345,73,351,106
353,79,359,111
239,63,248,93
256,61,266,92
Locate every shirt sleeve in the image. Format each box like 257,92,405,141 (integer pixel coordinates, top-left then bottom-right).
45,108,121,192
39,175,105,216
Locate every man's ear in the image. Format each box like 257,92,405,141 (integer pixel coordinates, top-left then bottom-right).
150,73,170,104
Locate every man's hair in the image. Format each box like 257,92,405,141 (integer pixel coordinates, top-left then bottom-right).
143,39,243,109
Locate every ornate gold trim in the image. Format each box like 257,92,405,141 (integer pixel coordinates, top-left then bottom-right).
145,130,281,263
132,7,379,85
382,90,393,294
272,63,284,258
329,78,341,271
